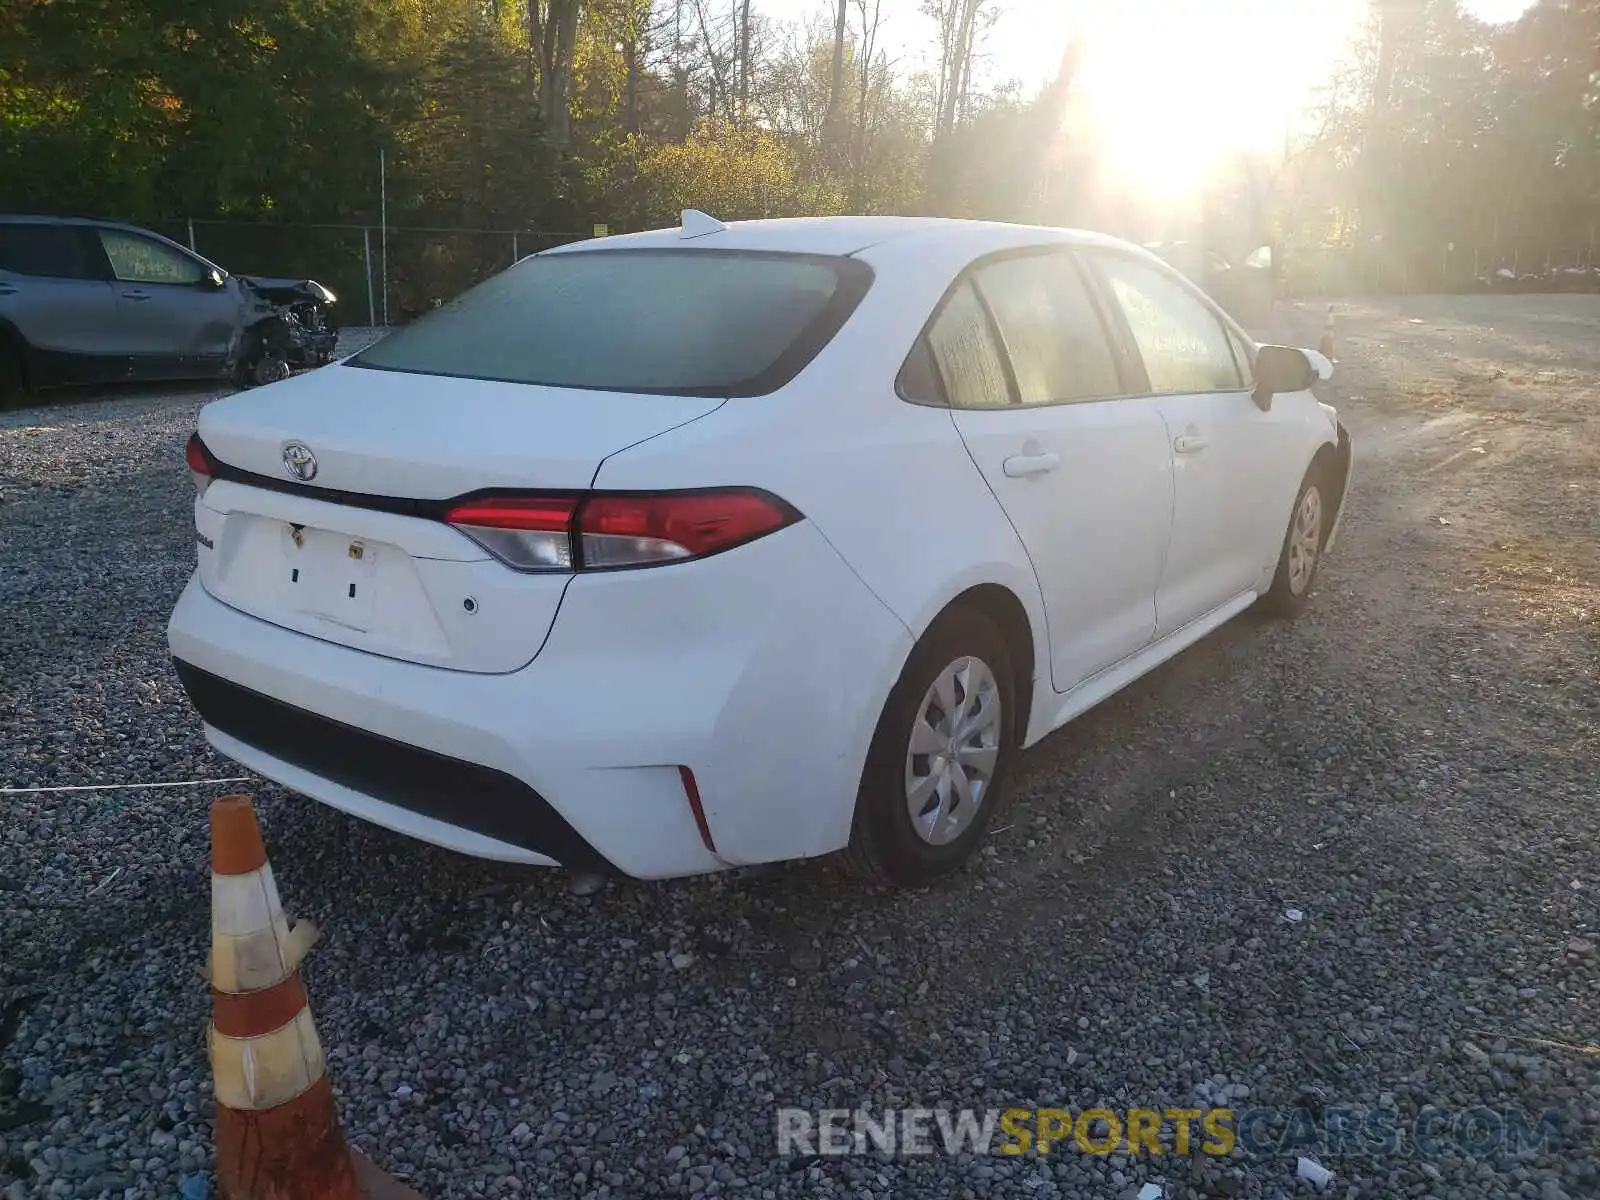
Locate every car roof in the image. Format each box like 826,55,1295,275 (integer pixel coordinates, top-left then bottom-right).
546,214,1136,259
0,214,198,244
0,214,138,230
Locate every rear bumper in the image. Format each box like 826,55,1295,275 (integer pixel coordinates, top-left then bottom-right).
173,659,610,872
167,521,913,878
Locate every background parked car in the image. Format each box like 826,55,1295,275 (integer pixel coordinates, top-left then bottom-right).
0,215,338,405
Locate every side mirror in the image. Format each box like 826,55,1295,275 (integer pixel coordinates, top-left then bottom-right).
205,268,227,289
1251,344,1317,411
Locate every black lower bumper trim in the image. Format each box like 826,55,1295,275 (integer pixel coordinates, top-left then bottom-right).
171,659,616,874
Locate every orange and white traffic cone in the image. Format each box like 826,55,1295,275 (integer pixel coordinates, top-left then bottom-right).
209,794,421,1200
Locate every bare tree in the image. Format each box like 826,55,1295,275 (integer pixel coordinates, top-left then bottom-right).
826,0,849,145
852,0,884,198
739,0,752,124
924,0,986,145
689,0,736,122
624,26,642,135
759,13,834,148
527,0,583,147
617,0,653,136
921,0,989,211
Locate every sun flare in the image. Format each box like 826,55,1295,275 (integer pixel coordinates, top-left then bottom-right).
1066,0,1362,197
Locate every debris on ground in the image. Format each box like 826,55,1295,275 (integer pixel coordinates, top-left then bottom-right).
3,303,1598,1196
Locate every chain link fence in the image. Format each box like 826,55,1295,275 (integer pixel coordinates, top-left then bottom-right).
147,219,593,327
154,218,1600,312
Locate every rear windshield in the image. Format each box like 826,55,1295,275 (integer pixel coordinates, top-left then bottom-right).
349,249,872,397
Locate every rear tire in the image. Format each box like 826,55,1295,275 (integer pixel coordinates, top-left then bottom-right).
841,608,1016,887
1260,465,1332,618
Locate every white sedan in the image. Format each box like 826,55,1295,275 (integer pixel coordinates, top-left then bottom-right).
168,213,1350,886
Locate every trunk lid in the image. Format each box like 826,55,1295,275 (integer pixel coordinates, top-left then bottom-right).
199,363,725,497
193,364,724,672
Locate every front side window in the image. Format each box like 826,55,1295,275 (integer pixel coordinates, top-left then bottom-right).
0,225,105,280
1095,254,1243,394
972,253,1121,405
97,229,207,285
351,249,871,397
921,281,1011,409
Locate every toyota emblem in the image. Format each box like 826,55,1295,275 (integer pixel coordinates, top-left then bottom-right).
282,441,318,482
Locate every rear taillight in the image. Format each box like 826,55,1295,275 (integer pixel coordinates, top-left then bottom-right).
185,433,214,496
578,491,796,567
444,489,798,572
444,496,579,572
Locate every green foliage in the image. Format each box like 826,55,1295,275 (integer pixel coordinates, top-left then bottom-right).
615,121,848,227
409,10,555,227
0,0,403,221
10,0,1590,305
1279,0,1600,286
0,0,1078,254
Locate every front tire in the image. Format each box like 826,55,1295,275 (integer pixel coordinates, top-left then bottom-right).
235,348,290,389
842,608,1016,886
1261,467,1331,618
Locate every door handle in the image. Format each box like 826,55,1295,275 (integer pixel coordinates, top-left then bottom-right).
1002,451,1061,478
1173,434,1209,454
0,284,16,295
121,290,152,302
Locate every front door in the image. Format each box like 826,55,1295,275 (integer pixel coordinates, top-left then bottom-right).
94,227,239,378
931,251,1175,692
1089,251,1272,636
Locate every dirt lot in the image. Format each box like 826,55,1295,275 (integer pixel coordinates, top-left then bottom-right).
0,298,1596,1199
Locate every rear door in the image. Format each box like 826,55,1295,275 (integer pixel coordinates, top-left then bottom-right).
922,250,1174,692
95,227,239,377
1087,251,1274,635
0,223,121,383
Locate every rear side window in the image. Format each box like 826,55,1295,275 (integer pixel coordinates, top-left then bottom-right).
0,225,106,280
898,337,944,404
98,229,207,285
921,282,1012,409
972,253,1121,404
1095,254,1243,394
350,250,872,397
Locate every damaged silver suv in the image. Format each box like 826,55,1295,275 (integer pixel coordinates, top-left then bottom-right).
0,215,338,404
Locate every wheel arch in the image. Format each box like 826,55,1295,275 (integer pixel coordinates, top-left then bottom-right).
916,581,1040,747
838,578,1040,883
0,317,30,396
1309,421,1353,541
0,314,27,356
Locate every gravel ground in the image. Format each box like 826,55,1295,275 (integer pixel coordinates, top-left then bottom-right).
1,300,1596,1199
